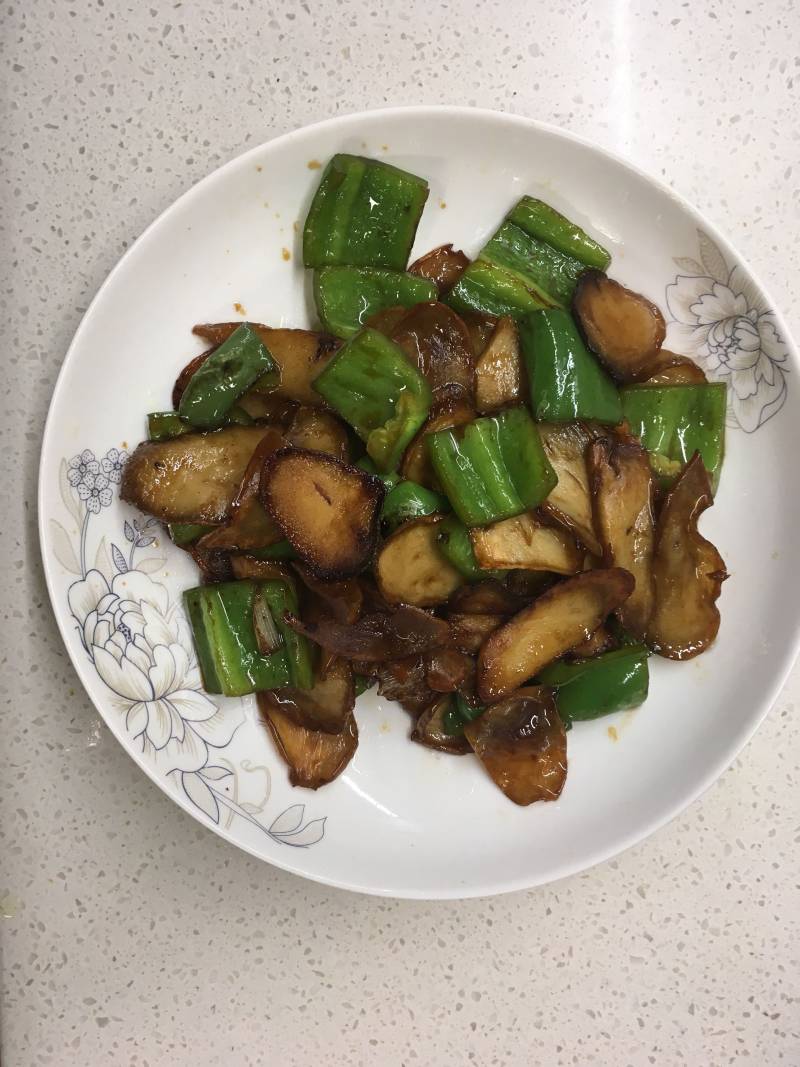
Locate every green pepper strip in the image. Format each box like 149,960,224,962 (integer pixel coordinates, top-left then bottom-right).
427,408,557,527
183,581,290,697
258,580,315,691
303,153,429,271
178,323,275,430
381,479,450,533
538,644,650,726
621,382,726,493
169,522,216,546
442,693,486,737
247,540,298,561
356,457,401,491
506,196,611,271
313,266,437,339
519,308,622,424
313,327,432,473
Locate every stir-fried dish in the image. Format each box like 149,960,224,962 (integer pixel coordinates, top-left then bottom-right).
121,154,728,805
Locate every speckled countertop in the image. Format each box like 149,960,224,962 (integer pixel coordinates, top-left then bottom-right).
2,1,799,1064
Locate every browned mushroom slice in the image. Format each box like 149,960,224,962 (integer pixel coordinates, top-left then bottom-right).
188,545,235,584
236,392,300,425
193,323,340,406
285,407,350,462
376,516,463,607
471,512,583,575
503,569,561,602
411,696,471,755
367,656,435,718
292,563,363,625
587,435,656,638
566,622,617,660
537,421,604,555
230,555,293,582
477,568,635,703
647,453,727,659
460,310,500,359
407,243,471,293
258,693,357,789
365,305,412,336
572,271,666,382
261,449,384,579
474,316,522,414
447,612,507,654
447,579,521,615
390,301,475,410
121,425,275,524
400,398,475,488
464,687,567,805
264,657,354,735
637,350,707,387
288,604,453,662
424,648,475,693
199,430,284,551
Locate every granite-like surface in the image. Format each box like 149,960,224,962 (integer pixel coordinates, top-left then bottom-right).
2,1,799,1063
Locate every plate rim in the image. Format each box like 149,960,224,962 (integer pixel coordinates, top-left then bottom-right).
37,104,800,899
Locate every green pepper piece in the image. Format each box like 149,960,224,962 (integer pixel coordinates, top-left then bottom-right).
258,580,315,690
178,323,275,430
442,692,486,736
247,540,298,561
314,266,437,339
381,479,450,533
356,456,401,491
482,222,588,308
436,514,504,581
313,327,432,473
519,308,622,424
620,382,727,492
183,581,290,697
303,154,429,271
169,522,216,546
538,644,649,725
446,258,547,319
506,197,611,271
147,411,192,441
428,408,557,527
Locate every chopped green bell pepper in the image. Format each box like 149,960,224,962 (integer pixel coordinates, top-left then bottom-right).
356,456,401,491
248,540,298,561
519,308,622,424
313,266,437,339
303,154,429,271
538,644,649,725
178,323,275,430
258,579,315,690
427,407,557,526
436,515,503,580
621,382,727,492
381,479,450,533
169,522,216,546
184,581,290,697
147,411,192,441
313,327,432,473
442,692,486,737
506,197,611,271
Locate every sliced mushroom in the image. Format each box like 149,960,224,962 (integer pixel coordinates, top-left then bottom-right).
411,696,471,755
471,512,583,575
477,568,635,702
464,687,567,805
573,271,666,381
230,556,294,582
288,604,453,662
447,579,521,616
447,612,507,654
199,429,284,551
285,407,350,462
121,425,274,524
236,392,299,425
368,656,435,718
474,316,522,413
503,569,561,603
637,349,707,387
537,421,604,555
424,648,475,693
193,323,340,406
566,622,617,660
587,435,656,639
261,448,384,579
400,398,474,488
390,301,475,410
292,563,363,625
188,545,235,584
258,693,357,789
460,310,500,360
376,516,463,607
263,657,354,735
407,243,471,293
647,453,727,659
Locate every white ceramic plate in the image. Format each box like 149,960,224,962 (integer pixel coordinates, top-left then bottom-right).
39,107,800,899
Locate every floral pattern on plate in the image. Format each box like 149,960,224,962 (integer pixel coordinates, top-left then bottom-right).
666,229,789,432
50,447,327,849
